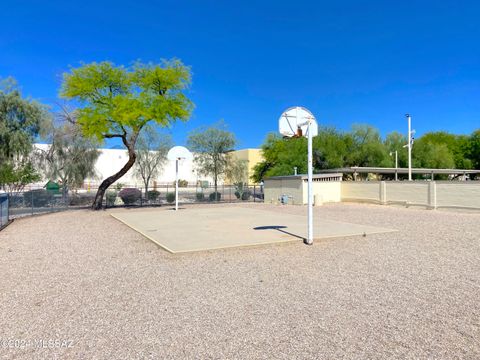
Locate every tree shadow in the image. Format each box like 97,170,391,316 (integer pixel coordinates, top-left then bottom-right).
253,225,305,241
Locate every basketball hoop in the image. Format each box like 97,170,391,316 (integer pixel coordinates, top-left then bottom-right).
278,106,318,245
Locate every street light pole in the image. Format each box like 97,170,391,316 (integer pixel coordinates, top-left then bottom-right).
406,114,412,181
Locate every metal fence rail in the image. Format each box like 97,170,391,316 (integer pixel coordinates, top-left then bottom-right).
0,193,9,228
5,184,264,219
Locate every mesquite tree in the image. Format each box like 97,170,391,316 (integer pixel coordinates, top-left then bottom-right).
61,60,193,209
134,126,171,197
187,122,236,200
37,115,100,199
0,77,49,195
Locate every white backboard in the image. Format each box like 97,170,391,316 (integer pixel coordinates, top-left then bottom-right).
167,146,193,161
279,106,318,138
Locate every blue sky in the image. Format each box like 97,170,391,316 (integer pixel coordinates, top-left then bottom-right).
1,0,479,149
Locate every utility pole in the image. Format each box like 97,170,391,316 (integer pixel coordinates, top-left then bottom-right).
405,114,414,181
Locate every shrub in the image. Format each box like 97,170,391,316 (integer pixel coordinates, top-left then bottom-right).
105,191,117,207
209,192,221,201
241,190,251,201
118,188,141,205
173,179,188,188
166,192,176,203
23,190,54,207
196,192,205,201
69,193,96,206
235,190,251,200
147,190,160,201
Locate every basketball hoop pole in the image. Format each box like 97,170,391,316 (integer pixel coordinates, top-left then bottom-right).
167,146,193,212
175,159,179,211
306,120,313,245
279,106,317,246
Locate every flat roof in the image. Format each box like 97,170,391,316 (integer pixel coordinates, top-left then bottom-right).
266,173,343,180
316,167,480,175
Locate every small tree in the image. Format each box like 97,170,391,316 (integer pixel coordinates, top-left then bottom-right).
470,130,480,170
0,77,49,195
61,60,193,209
37,108,100,199
226,157,248,199
134,126,171,198
187,122,236,201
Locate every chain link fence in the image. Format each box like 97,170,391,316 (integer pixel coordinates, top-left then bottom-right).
4,183,264,220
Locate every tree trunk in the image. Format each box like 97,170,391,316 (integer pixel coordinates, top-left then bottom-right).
144,177,150,200
214,168,218,201
91,146,137,210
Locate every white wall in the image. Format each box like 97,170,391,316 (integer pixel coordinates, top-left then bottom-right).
34,144,214,187
91,148,208,186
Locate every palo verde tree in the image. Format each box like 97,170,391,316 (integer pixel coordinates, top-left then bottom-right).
187,121,236,200
226,157,249,199
61,60,193,209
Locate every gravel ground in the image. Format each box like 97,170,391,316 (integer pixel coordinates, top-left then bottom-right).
0,203,479,359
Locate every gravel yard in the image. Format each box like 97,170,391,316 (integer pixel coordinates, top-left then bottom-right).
1,203,479,359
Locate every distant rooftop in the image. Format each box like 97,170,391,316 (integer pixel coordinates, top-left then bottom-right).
317,167,480,175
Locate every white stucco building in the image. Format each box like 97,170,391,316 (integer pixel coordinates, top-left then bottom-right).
33,144,263,188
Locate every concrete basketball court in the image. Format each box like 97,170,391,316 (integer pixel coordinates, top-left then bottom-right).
110,206,396,253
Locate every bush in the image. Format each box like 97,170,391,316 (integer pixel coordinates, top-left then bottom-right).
235,190,251,201
23,190,54,207
147,190,160,201
118,188,141,205
241,190,251,201
69,193,96,206
209,192,221,201
166,192,176,203
173,179,188,188
105,191,117,207
196,192,205,201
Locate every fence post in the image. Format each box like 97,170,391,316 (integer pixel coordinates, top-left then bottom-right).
428,181,437,210
380,181,387,205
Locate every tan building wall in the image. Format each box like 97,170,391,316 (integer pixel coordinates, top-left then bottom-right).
302,181,342,204
436,182,480,208
341,182,379,201
228,148,263,184
264,178,303,204
264,174,343,205
265,177,480,210
341,181,480,209
386,182,429,205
